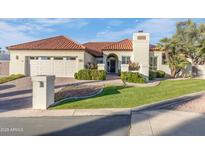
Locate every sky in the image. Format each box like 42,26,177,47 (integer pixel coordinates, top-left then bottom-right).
1,18,205,50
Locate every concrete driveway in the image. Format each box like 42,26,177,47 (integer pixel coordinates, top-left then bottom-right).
0,77,80,112
0,74,124,112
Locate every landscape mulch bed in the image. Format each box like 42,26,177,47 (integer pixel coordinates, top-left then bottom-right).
55,84,103,101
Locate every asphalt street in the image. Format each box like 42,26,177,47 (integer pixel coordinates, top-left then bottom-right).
0,115,130,136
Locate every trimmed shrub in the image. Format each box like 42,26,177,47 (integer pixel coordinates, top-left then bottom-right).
75,69,106,80
120,71,145,83
149,70,157,80
98,70,106,80
118,69,121,76
156,70,165,78
90,69,106,80
149,70,166,80
121,72,127,81
74,72,78,79
77,69,91,80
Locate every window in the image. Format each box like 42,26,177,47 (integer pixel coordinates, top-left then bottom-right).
162,53,168,65
54,57,63,60
30,57,39,60
149,56,158,70
41,56,50,60
97,58,103,64
66,57,76,60
122,56,130,64
16,55,19,60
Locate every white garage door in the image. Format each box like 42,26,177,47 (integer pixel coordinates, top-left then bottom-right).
29,56,77,77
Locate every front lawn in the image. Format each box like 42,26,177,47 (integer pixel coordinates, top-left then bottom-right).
51,79,205,109
0,74,25,84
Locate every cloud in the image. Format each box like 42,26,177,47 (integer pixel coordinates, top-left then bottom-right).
0,21,38,48
95,18,184,43
0,18,89,49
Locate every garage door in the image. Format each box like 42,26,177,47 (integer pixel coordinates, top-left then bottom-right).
29,56,77,77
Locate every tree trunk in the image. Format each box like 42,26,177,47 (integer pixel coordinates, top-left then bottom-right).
170,66,177,78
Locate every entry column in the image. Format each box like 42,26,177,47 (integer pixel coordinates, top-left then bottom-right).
31,75,55,109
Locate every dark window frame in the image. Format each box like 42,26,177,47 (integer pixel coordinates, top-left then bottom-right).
122,56,130,64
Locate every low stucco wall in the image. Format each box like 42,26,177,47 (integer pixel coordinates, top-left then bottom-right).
193,65,205,78
0,60,9,76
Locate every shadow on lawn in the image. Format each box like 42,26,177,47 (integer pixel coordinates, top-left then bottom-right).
52,85,131,107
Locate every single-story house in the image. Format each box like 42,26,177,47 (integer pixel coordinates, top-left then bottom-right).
7,31,193,79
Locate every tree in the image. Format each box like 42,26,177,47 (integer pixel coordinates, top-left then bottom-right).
172,20,205,65
157,38,190,78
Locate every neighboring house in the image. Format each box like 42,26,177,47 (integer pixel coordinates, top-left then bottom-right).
7,31,170,79
0,53,10,76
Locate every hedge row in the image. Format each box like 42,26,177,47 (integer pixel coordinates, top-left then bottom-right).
121,72,145,83
149,70,165,80
75,69,106,80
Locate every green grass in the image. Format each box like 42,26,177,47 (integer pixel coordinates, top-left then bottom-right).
0,74,25,84
51,79,205,109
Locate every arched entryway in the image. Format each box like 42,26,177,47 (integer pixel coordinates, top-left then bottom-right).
106,54,118,73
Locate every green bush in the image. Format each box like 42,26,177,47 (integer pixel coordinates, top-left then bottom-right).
120,71,145,83
0,74,25,84
121,72,127,81
75,69,106,80
74,73,78,79
118,69,121,76
149,70,166,80
98,70,106,80
149,70,157,80
76,69,91,80
156,70,165,78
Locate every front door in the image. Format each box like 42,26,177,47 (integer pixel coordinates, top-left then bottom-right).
110,59,116,73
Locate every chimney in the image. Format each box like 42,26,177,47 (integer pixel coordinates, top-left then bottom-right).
131,32,150,80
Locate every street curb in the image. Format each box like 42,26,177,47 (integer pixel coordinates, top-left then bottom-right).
0,108,131,117
131,91,205,112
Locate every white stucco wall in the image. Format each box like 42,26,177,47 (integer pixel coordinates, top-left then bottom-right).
152,51,171,75
9,50,85,76
121,64,129,72
193,65,205,78
97,64,105,70
84,52,96,65
132,33,150,79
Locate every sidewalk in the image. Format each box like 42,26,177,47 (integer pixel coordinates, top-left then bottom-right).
130,109,205,136
0,108,131,117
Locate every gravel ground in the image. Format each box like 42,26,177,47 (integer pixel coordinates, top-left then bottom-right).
165,93,205,113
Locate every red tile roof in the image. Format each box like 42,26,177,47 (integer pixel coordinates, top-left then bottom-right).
7,35,157,56
7,36,85,50
83,42,115,57
102,39,133,51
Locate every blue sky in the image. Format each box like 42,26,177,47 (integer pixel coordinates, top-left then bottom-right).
1,18,205,50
